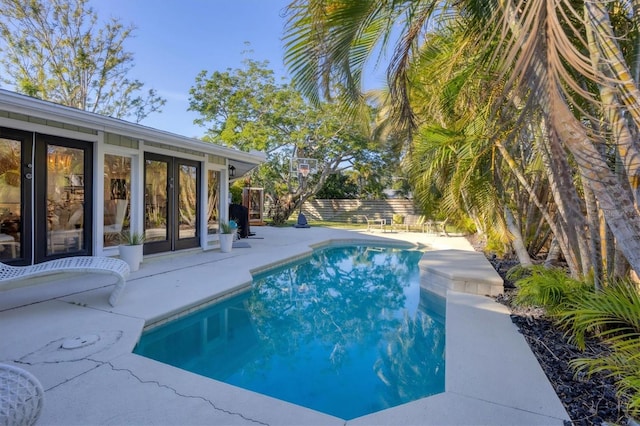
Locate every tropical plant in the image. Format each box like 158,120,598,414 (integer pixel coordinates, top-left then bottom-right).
560,282,640,352
511,268,640,416
119,230,145,246
511,266,593,315
560,282,640,417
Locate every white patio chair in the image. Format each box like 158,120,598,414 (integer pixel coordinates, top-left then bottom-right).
0,363,44,426
0,256,130,306
357,215,386,232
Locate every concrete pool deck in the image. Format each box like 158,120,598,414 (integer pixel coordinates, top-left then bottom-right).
0,226,570,425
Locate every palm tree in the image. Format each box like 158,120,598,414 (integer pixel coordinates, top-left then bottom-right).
283,0,640,280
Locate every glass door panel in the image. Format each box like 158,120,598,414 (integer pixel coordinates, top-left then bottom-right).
35,134,92,263
0,136,23,262
175,159,199,250
0,129,91,264
178,163,197,239
207,170,220,235
46,145,86,256
144,157,170,246
103,154,131,247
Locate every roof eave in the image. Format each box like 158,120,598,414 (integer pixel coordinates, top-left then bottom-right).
0,89,266,165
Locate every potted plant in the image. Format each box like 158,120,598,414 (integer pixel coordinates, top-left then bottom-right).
219,221,237,253
119,230,145,271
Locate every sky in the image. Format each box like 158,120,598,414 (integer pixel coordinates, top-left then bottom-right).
90,0,295,138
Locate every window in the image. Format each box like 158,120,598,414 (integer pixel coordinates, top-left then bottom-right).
207,170,220,234
103,154,131,247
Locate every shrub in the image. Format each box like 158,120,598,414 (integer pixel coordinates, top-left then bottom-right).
512,267,640,417
561,281,640,417
510,265,593,315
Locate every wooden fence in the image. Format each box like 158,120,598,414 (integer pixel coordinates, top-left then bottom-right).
294,199,419,223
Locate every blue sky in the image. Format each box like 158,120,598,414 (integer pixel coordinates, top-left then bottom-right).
91,0,293,137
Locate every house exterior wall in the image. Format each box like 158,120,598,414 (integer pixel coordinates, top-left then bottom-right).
0,90,262,264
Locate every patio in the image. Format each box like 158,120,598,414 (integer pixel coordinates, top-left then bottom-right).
0,226,569,425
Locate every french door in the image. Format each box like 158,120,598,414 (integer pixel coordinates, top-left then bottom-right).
144,153,200,255
0,128,92,265
0,128,30,265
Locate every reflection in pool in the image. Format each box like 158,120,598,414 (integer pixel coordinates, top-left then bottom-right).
134,245,445,420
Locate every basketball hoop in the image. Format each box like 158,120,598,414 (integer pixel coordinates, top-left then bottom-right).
298,163,310,178
290,157,317,178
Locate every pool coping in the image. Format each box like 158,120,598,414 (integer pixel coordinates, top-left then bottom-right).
0,227,571,425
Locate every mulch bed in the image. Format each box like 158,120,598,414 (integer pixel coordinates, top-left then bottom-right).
468,235,632,425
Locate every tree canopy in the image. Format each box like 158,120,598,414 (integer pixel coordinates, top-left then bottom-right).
0,0,165,122
189,57,396,224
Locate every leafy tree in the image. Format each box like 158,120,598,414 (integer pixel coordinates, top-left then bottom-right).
315,173,359,199
189,57,390,224
0,0,165,122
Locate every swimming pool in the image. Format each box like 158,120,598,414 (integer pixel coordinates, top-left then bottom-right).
134,245,445,420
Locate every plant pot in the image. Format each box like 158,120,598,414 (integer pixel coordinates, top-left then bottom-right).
219,234,234,253
119,244,143,272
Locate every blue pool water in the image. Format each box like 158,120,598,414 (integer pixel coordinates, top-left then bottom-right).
134,245,446,420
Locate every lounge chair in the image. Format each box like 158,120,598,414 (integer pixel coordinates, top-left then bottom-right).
0,363,44,426
0,256,130,306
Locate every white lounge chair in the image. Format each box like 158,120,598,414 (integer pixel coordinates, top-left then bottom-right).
0,256,130,306
0,363,44,426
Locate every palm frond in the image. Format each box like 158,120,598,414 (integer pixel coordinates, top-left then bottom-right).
559,281,640,349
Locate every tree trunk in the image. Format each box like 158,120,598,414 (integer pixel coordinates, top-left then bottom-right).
549,93,640,276
495,0,640,277
495,139,580,274
505,206,533,266
582,176,603,290
600,207,616,281
537,121,590,277
544,236,562,268
585,5,640,210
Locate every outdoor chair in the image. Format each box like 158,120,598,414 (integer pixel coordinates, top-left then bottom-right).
423,219,449,236
0,256,130,306
358,215,386,232
393,214,425,232
0,363,44,426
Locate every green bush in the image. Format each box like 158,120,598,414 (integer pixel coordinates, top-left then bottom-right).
561,281,640,417
510,265,592,315
513,266,640,418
